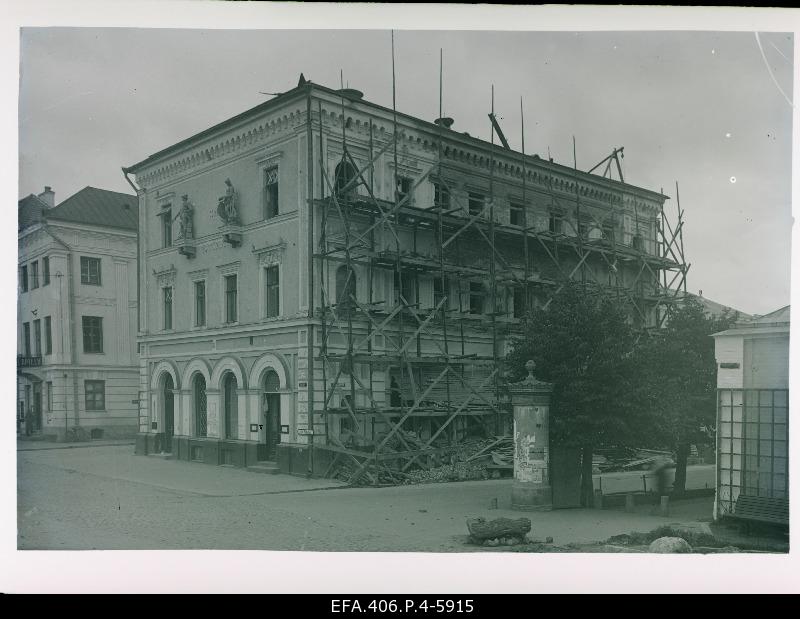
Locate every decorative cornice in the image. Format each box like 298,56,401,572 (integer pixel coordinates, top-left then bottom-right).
254,150,284,168
153,265,177,287
186,268,209,281
216,260,241,275
134,109,306,188
252,238,287,265
156,192,175,205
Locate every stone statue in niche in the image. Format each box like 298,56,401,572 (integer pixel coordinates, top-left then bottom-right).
173,194,194,240
217,178,240,226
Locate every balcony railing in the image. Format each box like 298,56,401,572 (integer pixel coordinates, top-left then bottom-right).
17,355,42,368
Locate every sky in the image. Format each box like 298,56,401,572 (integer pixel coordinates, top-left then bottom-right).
17,26,794,316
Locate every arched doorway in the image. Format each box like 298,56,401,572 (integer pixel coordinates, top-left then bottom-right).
193,374,207,438
260,370,281,461
223,372,238,440
163,373,174,452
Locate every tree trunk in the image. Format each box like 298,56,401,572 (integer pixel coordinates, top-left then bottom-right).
673,443,690,496
580,444,594,507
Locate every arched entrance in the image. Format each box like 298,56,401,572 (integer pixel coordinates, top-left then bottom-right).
163,373,174,452
223,372,238,440
259,370,281,461
193,374,207,438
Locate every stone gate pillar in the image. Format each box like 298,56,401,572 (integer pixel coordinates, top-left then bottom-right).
509,360,554,511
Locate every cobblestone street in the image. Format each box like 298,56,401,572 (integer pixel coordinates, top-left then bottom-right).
18,444,714,552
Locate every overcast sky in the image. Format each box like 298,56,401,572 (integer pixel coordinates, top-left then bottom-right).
18,27,793,316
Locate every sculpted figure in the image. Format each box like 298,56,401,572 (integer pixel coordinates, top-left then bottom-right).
174,194,194,240
217,178,240,225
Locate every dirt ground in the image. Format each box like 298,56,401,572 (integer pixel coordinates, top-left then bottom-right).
16,443,773,552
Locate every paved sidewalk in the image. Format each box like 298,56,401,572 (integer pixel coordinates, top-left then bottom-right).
17,439,135,451
19,443,344,496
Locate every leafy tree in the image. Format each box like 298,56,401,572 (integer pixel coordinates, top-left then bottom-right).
507,283,646,506
636,298,739,494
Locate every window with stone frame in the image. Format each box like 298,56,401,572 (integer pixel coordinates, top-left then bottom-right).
33,319,41,356
509,201,525,227
43,256,50,286
20,265,28,293
264,166,279,220
31,261,39,289
264,265,280,318
397,176,413,203
82,316,103,353
469,282,485,314
468,192,485,216
23,322,31,356
433,181,451,210
433,276,449,311
85,380,106,411
80,256,102,286
44,316,52,355
163,286,173,330
548,210,564,234
160,207,173,248
224,274,238,323
194,280,206,327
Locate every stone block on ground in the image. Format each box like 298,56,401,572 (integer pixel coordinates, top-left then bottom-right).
648,536,693,553
467,517,531,544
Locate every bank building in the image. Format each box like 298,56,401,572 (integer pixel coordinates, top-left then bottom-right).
125,75,686,478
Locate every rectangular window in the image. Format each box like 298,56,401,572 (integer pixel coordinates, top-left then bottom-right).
85,380,106,411
264,166,279,220
44,316,52,355
20,265,28,293
548,212,563,234
433,182,450,210
433,277,449,311
80,256,102,285
513,288,526,319
33,319,42,356
23,322,31,356
469,282,485,314
468,192,485,216
46,381,53,412
510,201,525,227
225,274,238,323
163,287,173,330
394,271,417,306
82,316,103,353
397,176,413,202
194,281,206,327
43,257,50,286
265,265,280,318
161,208,173,248
602,222,615,243
31,261,39,289
578,218,589,239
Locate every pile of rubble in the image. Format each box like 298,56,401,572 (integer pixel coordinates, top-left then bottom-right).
331,433,514,486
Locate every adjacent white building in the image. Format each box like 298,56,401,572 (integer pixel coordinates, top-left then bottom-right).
712,305,790,519
17,186,139,440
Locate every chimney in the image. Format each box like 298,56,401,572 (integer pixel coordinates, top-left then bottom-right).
38,186,55,208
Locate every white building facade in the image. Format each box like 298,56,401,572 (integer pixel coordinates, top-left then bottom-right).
712,306,790,519
17,186,139,441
